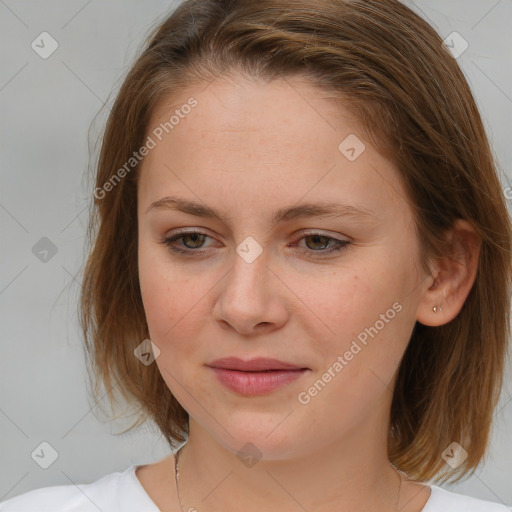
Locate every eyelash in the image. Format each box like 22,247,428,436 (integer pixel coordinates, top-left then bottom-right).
159,230,350,258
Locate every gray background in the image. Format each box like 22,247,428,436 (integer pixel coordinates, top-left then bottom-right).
1,0,511,506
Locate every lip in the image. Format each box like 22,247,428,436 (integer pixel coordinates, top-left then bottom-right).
207,357,307,371
206,357,310,396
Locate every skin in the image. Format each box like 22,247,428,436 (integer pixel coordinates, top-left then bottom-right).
135,73,481,512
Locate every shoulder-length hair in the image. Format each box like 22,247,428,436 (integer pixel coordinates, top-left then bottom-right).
79,0,512,484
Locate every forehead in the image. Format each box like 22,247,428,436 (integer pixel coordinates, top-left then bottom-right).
138,74,408,222
143,74,359,166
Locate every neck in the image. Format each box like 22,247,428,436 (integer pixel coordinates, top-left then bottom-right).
174,419,402,512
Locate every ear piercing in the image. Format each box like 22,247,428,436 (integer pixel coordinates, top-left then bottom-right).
433,305,442,313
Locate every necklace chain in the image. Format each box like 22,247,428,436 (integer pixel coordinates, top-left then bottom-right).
174,443,402,512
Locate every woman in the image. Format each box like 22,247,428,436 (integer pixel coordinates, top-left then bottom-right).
2,0,511,510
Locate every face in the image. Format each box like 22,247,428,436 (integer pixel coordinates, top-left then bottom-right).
137,73,430,460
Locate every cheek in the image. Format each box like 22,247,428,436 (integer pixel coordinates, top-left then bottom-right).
138,242,214,368
303,266,390,338
138,250,171,332
138,242,189,339
308,260,412,373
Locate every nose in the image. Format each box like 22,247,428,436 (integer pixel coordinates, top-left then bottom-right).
212,245,289,336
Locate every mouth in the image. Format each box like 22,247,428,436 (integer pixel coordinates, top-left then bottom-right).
206,357,309,372
206,357,310,395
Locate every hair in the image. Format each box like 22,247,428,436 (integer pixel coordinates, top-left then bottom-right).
79,0,512,484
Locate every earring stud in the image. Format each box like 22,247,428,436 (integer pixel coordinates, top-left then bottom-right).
433,305,442,313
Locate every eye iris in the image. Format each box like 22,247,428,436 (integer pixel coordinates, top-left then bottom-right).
305,234,330,250
183,233,206,248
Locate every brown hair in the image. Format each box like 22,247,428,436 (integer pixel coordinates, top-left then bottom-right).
79,0,512,484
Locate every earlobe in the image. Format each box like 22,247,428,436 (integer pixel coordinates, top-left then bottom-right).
416,275,447,327
416,219,481,327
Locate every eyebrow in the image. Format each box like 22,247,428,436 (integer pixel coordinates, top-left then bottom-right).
146,196,377,225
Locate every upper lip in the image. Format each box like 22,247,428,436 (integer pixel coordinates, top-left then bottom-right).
207,357,308,371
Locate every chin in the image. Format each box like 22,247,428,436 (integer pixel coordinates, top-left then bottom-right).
204,414,308,462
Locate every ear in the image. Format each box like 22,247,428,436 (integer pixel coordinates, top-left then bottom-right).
416,219,482,327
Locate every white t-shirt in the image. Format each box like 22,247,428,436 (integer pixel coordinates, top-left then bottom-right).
0,463,510,511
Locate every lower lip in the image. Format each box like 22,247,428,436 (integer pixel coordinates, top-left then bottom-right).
209,367,308,395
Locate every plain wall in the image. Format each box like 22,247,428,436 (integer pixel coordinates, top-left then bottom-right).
1,0,511,505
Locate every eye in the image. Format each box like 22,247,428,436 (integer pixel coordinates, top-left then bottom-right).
293,232,350,257
160,231,214,255
159,230,350,257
